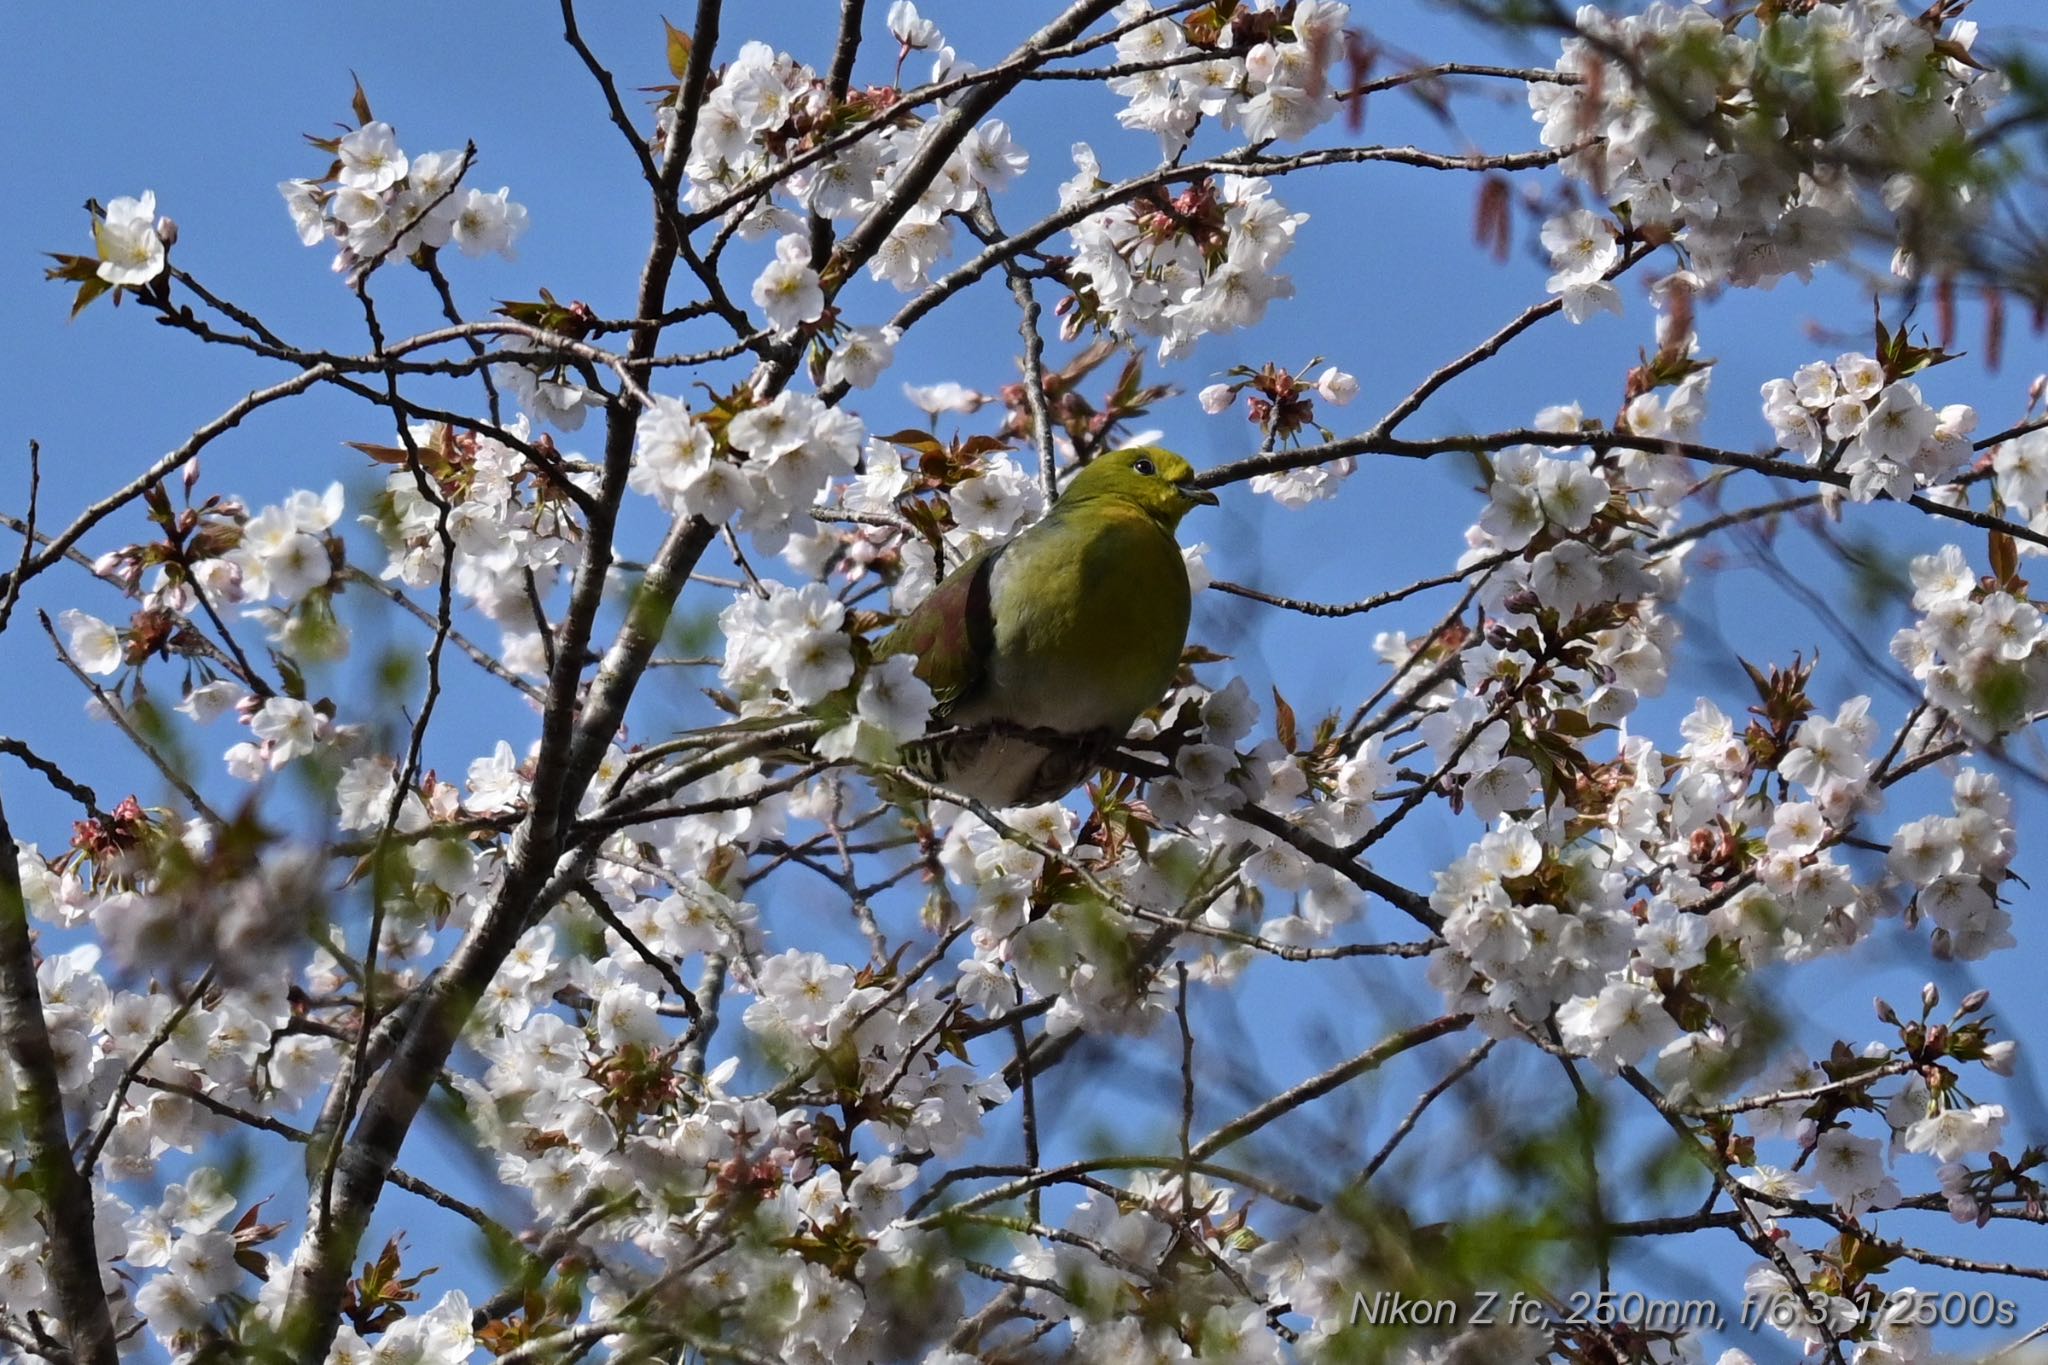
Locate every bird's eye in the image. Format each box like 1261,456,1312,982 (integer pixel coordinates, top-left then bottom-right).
1133,457,1157,476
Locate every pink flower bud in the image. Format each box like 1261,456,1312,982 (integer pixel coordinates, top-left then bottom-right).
1198,383,1235,415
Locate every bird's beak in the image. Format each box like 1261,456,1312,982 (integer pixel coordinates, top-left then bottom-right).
1178,481,1219,507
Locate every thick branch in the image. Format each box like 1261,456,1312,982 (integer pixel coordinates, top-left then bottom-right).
278,12,725,1351
0,791,118,1364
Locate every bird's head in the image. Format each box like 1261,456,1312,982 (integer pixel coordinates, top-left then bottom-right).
1060,446,1218,530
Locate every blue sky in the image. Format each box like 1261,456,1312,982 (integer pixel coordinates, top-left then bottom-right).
8,1,2048,1357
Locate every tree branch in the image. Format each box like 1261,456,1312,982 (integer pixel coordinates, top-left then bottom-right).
0,789,118,1364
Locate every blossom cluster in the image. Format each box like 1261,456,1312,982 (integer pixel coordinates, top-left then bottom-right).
632,388,865,553
1761,355,1976,502
1429,688,2002,1075
1105,0,1353,155
1531,0,2003,288
674,32,1027,305
1198,361,1362,505
0,885,346,1352
1061,163,1307,362
59,479,355,771
1540,208,1624,323
1892,543,2048,743
1730,983,2017,1356
940,736,1358,1040
417,829,1015,1362
715,577,935,758
280,120,527,277
1000,1175,1287,1364
825,444,1049,613
719,580,860,707
80,481,346,634
370,421,586,668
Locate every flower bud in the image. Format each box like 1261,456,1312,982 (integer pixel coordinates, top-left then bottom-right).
1959,988,1990,1015
1198,383,1235,415
1314,366,1359,406
1874,997,1898,1026
1922,981,1940,1012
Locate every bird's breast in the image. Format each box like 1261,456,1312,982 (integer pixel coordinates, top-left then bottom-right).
975,505,1192,735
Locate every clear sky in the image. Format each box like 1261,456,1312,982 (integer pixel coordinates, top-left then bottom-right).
7,1,2048,1358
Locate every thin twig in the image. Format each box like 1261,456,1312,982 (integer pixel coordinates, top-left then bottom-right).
41,612,219,825
1357,1038,1495,1183
76,969,217,1175
1190,1013,1472,1161
0,441,41,637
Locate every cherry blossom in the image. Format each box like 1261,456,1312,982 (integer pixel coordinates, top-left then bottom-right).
18,7,2047,1362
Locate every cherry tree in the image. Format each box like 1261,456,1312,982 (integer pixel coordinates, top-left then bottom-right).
6,2,2048,1362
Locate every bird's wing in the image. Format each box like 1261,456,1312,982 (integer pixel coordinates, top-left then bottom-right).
873,542,1003,719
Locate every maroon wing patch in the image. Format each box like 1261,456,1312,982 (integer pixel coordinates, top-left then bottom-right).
875,543,1002,717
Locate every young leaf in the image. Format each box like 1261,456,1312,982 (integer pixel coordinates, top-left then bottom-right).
1271,686,1297,751
1989,528,2020,591
664,17,694,79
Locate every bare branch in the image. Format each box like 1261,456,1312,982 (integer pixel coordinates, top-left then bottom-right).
1357,1038,1495,1183
1190,1013,1473,1161
0,737,103,819
0,440,41,637
0,365,335,604
1682,1059,1916,1118
1210,549,1517,619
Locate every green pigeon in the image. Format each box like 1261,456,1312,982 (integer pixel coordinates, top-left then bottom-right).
876,445,1218,808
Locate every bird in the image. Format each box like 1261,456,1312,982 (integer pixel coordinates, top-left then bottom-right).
874,445,1217,808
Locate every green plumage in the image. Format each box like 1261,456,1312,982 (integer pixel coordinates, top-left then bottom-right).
875,446,1217,807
